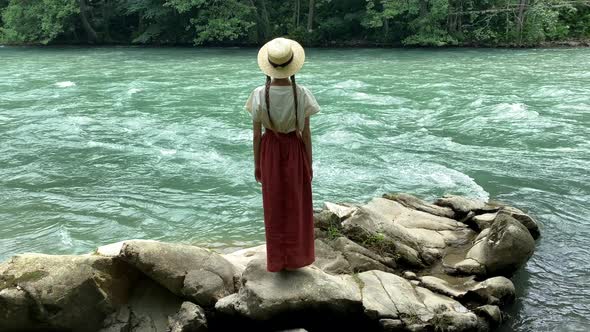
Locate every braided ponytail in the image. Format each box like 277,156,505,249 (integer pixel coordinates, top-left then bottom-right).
265,75,274,130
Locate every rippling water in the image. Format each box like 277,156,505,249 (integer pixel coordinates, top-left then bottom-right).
0,46,589,331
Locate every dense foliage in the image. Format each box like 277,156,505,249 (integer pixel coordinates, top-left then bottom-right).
1,0,589,46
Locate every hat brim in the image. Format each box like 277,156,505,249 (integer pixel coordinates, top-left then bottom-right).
257,39,305,79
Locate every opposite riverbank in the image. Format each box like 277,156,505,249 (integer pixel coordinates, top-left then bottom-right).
2,39,590,48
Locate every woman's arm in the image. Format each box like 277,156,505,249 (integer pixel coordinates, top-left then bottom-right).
302,116,313,180
253,120,262,183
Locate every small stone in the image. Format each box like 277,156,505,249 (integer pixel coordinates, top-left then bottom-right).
474,304,502,327
402,271,417,280
454,258,486,276
167,301,208,332
472,213,497,230
323,202,358,219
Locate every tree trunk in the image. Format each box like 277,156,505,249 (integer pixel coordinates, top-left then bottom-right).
516,0,528,45
307,0,315,32
419,0,428,18
447,0,457,33
253,0,271,43
294,0,300,28
102,0,111,42
79,0,98,43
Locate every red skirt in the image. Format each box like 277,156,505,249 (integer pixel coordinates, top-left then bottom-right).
260,129,315,272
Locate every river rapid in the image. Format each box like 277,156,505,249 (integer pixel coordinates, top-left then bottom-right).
0,46,588,331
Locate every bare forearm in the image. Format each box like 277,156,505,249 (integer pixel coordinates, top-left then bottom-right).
253,134,261,169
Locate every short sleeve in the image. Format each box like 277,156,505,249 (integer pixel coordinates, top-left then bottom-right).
303,86,320,117
244,87,262,122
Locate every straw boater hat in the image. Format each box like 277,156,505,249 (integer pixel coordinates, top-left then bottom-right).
257,37,305,79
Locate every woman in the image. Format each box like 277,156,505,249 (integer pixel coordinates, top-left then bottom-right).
244,37,321,272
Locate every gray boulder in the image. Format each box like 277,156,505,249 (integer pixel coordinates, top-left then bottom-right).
341,197,474,268
222,237,396,277
323,202,358,219
0,253,138,332
329,236,397,273
474,305,503,328
215,258,362,320
383,193,456,219
98,240,235,307
418,275,516,305
358,270,480,331
312,238,353,274
313,209,343,232
167,301,208,332
499,206,540,239
472,213,497,230
125,277,183,332
456,213,536,277
434,195,499,217
99,306,131,332
221,243,266,277
470,207,540,240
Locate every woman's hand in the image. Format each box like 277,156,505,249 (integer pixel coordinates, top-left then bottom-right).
255,167,262,183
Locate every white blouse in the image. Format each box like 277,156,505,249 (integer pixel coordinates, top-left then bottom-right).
245,84,320,133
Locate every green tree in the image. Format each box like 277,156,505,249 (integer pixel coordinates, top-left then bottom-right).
1,0,79,44
166,0,255,45
1,0,588,46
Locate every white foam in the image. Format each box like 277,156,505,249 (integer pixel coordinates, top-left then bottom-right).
493,102,538,119
67,116,93,125
160,149,177,156
87,141,126,151
58,228,74,247
55,81,75,88
532,86,573,98
128,88,142,94
351,92,407,105
470,98,484,107
333,80,368,89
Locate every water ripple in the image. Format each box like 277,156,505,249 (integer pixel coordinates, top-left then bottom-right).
1,47,589,332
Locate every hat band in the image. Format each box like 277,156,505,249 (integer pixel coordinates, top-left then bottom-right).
268,53,294,68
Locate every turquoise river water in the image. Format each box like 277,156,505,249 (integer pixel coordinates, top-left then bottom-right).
0,46,588,331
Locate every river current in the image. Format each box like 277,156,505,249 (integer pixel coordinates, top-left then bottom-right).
0,46,588,331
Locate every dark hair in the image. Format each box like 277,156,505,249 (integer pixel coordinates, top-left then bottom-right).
265,75,298,132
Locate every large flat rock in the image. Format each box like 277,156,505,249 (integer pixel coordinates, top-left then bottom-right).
215,258,362,320
342,197,475,268
358,270,481,331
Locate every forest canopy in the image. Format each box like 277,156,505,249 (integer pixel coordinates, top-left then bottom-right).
0,0,589,46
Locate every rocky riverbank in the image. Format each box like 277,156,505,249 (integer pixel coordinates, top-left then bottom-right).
0,193,540,332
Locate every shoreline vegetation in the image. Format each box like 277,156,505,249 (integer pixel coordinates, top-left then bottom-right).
1,39,590,49
0,1,589,48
